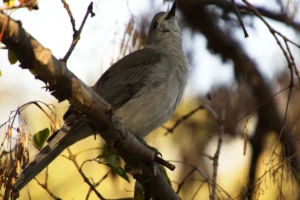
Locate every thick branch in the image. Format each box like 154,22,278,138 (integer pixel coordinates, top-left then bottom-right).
0,13,179,200
196,0,300,30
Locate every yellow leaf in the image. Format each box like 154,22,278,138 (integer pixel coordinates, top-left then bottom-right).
3,0,15,7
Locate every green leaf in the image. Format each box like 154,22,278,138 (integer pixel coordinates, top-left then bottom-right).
134,181,145,200
105,163,129,182
33,128,50,150
8,50,18,65
97,143,115,159
107,153,121,168
0,70,2,76
97,144,129,182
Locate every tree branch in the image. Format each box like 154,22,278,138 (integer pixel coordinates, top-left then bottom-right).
0,12,179,200
196,0,300,31
62,2,95,62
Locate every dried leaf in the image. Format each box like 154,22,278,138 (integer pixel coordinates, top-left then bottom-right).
138,31,147,48
132,30,139,47
125,19,134,35
7,125,12,138
22,148,29,168
16,160,21,175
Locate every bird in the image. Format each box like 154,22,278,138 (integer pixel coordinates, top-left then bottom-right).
14,1,188,192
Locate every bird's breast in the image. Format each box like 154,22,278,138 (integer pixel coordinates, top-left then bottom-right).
114,70,184,137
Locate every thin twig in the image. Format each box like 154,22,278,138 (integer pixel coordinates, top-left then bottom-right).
196,0,300,30
242,0,300,53
234,86,289,125
61,0,76,33
162,103,219,135
62,2,95,62
33,167,60,199
191,181,206,200
230,0,248,37
168,160,208,179
163,104,205,135
210,109,225,200
176,168,196,194
34,178,60,199
85,171,110,200
64,148,106,200
285,40,300,83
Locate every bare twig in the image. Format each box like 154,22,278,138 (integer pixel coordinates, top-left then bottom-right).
234,86,289,125
210,109,225,200
176,168,196,194
85,171,110,200
191,181,206,200
62,2,96,62
242,0,300,49
64,148,106,200
61,0,76,34
162,103,219,137
230,0,248,37
285,41,300,83
34,167,60,200
194,0,300,30
163,103,220,135
168,160,208,180
163,104,205,135
34,167,60,199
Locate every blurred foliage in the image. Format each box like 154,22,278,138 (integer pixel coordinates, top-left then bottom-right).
3,0,15,7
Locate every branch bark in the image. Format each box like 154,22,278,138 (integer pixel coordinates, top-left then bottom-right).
0,13,179,200
192,0,300,31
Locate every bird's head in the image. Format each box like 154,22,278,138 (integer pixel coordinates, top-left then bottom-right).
146,2,181,46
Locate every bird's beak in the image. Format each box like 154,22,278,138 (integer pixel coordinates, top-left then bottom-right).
165,1,176,20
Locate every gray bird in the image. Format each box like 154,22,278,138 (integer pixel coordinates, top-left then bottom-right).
14,1,188,192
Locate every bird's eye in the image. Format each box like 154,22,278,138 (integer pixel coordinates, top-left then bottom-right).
152,21,158,29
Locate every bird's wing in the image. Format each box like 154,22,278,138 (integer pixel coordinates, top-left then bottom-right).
93,47,163,109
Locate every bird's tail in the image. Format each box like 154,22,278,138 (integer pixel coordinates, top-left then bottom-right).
14,116,95,192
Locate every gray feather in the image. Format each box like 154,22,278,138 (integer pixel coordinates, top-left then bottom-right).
94,48,162,109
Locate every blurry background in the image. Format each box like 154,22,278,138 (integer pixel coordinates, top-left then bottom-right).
0,0,300,199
